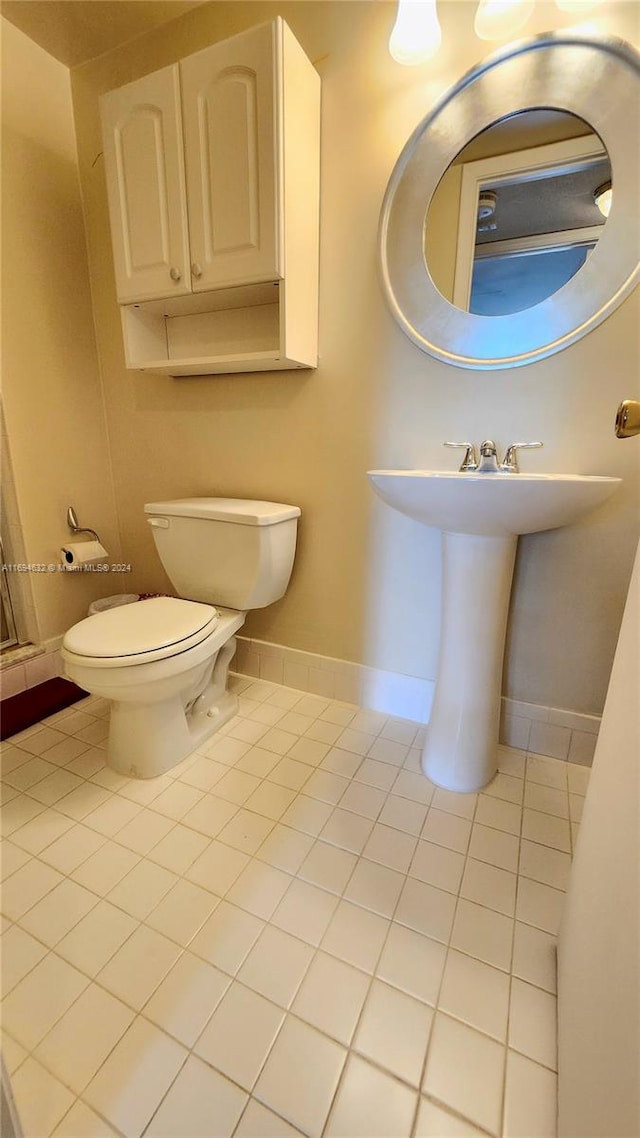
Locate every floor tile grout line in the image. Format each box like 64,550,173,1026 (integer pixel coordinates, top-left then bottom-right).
409,961,451,1134
241,968,337,1128
136,1040,192,1138
367,785,473,1133
230,1092,299,1138
60,1093,129,1138
408,782,494,1136
419,1092,498,1138
315,915,395,1138
566,764,576,860
499,766,528,1137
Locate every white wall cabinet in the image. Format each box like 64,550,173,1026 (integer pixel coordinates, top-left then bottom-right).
101,64,191,304
181,22,279,293
100,19,320,375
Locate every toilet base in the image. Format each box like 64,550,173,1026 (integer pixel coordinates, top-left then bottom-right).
106,636,239,778
107,689,238,778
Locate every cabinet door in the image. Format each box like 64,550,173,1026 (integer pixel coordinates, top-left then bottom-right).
180,22,280,292
101,65,191,304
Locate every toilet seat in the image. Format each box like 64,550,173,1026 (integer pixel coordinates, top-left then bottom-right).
63,597,219,668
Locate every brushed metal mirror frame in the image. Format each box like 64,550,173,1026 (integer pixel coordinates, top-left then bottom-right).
379,33,640,370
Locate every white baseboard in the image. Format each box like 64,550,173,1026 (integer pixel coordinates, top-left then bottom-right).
234,636,434,722
234,635,600,766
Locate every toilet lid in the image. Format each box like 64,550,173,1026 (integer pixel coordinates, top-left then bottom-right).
64,597,218,659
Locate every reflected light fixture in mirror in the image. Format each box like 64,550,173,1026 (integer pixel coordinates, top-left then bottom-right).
389,0,442,65
474,0,534,41
595,181,612,217
424,110,611,318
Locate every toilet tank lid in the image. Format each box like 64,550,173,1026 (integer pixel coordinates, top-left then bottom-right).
144,498,301,526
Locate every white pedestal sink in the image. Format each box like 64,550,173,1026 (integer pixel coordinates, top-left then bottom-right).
367,471,621,792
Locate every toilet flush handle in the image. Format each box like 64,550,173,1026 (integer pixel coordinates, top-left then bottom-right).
147,517,170,529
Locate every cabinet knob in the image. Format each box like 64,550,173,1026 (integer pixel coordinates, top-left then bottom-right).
169,267,182,282
191,262,203,279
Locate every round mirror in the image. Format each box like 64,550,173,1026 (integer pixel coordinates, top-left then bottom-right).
380,34,640,369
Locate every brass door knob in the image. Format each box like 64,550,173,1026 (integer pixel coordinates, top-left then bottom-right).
615,400,640,438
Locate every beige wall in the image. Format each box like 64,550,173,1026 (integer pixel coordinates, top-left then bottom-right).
69,0,640,715
1,19,122,644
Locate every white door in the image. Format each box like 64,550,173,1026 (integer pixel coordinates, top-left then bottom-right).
180,22,280,292
101,65,191,303
557,541,640,1137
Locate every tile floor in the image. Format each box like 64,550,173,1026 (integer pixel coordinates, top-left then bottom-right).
0,676,590,1138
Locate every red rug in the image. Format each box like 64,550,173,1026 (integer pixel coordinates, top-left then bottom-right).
0,677,89,741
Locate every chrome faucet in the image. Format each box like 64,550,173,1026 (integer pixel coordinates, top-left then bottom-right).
444,440,543,473
477,439,499,472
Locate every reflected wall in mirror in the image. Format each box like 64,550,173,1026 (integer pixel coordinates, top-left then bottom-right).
380,34,640,369
425,111,611,317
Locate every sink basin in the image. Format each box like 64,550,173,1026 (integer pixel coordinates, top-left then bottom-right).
367,470,621,537
368,468,621,792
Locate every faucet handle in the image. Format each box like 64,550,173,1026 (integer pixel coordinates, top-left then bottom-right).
443,442,478,471
501,441,543,473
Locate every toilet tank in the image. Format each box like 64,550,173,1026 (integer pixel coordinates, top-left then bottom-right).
144,498,301,610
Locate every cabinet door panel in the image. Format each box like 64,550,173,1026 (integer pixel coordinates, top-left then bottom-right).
181,22,280,290
101,65,191,303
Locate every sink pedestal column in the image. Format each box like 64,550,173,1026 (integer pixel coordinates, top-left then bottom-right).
422,532,517,793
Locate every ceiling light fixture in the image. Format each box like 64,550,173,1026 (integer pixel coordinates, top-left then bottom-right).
388,0,601,67
389,0,442,66
594,181,612,218
474,0,534,41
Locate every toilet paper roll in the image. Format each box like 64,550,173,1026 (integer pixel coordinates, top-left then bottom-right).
61,541,109,569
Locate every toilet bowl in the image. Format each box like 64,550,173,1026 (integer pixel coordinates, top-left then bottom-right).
62,498,300,777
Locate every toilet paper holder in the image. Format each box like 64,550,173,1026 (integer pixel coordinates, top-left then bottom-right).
67,505,101,544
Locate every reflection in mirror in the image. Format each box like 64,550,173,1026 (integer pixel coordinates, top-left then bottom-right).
425,110,611,317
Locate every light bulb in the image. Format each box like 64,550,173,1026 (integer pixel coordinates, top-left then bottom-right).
555,0,601,11
474,0,534,41
389,0,442,66
594,182,612,218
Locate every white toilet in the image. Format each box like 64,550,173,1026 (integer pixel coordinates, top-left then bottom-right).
62,498,300,778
